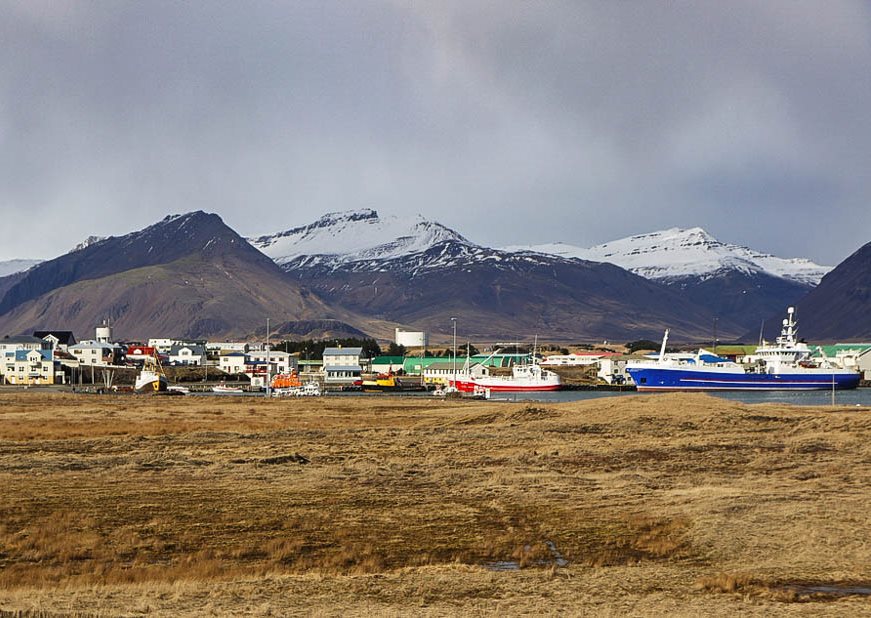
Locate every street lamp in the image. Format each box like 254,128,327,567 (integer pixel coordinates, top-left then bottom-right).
451,317,457,388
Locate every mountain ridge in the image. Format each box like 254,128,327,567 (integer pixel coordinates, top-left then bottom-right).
0,212,368,341
506,227,831,286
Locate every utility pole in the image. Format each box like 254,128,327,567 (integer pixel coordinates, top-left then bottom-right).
713,317,719,355
265,317,271,397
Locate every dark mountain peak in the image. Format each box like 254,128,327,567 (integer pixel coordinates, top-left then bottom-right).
0,211,272,316
771,241,871,341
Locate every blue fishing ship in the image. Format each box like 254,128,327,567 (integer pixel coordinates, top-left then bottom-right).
626,308,861,391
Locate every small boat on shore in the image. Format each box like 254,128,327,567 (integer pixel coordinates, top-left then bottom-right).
134,354,168,393
212,383,244,394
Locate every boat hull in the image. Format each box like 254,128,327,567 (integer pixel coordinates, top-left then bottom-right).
627,367,861,391
134,372,168,393
452,379,561,393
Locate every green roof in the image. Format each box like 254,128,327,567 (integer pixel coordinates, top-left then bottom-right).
812,344,871,357
403,357,450,373
371,356,406,365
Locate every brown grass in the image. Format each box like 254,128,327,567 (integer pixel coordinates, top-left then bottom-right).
0,391,869,615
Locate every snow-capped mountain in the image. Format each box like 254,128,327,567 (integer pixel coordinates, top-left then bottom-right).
251,210,745,340
249,209,471,269
508,227,831,286
71,236,106,253
0,259,42,278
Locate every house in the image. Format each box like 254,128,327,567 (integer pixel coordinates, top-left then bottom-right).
1,349,57,385
68,341,122,366
322,347,363,387
219,352,247,375
244,351,298,388
597,357,632,385
147,338,174,354
246,350,296,376
168,343,207,366
32,331,77,352
0,335,50,356
126,345,160,364
206,342,249,354
423,361,488,386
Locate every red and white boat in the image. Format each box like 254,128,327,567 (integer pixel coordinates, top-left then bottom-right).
449,349,561,393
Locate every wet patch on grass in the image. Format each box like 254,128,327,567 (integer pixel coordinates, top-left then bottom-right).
698,574,871,602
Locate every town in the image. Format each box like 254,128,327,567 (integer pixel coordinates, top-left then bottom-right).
3,320,870,392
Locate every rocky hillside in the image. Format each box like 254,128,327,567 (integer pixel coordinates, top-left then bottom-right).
0,212,359,340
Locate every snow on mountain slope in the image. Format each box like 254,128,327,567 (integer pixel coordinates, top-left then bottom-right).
0,259,42,277
507,228,831,286
249,209,471,267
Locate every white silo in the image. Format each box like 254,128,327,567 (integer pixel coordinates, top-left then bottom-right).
395,328,427,348
96,320,113,343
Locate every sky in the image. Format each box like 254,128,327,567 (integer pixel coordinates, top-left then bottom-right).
1,1,869,265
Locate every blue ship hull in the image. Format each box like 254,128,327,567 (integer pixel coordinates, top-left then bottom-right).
627,367,861,391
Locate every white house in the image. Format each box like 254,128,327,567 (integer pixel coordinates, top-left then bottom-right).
207,342,249,354
68,341,122,366
147,338,174,353
1,349,57,385
323,347,363,368
0,335,49,356
219,353,247,375
247,350,296,375
597,358,631,385
423,361,488,386
168,344,207,366
323,347,363,387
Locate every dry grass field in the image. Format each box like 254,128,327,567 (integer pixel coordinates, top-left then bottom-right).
0,391,869,616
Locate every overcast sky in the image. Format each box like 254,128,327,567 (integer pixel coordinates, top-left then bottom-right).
2,1,869,265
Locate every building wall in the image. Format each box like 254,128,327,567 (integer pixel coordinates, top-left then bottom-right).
247,351,296,375
2,352,56,385
219,355,247,374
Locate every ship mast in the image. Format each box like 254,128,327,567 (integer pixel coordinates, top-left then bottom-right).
658,329,669,365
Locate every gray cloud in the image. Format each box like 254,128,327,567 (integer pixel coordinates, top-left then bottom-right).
1,0,869,265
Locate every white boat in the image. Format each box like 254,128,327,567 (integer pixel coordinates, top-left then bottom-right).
167,385,190,394
134,354,168,393
212,384,244,394
450,340,561,393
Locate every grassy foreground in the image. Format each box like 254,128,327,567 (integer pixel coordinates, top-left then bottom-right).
0,392,869,616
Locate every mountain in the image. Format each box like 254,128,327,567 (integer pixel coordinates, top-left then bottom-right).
0,259,42,278
250,209,467,268
514,227,830,285
0,212,359,341
770,242,871,342
255,210,743,341
508,228,831,332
